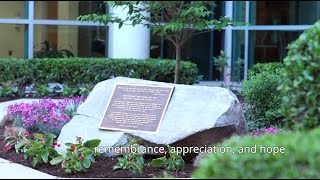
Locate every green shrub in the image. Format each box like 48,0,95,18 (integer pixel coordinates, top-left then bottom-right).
50,137,101,175
240,62,285,130
0,58,201,89
192,127,320,178
0,81,19,97
149,145,185,172
249,62,284,75
279,20,320,130
113,140,145,174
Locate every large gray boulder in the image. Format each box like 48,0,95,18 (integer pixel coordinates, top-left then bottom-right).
57,77,247,157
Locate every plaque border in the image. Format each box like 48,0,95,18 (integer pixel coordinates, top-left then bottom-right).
98,83,175,134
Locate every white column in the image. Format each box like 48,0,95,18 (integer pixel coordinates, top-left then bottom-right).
108,5,150,59
28,1,34,59
224,1,233,85
244,1,250,80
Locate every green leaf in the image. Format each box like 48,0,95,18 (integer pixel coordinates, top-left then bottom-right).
50,156,64,165
167,158,176,171
32,158,38,167
65,143,74,147
65,168,72,175
113,163,123,170
41,151,49,163
175,158,185,171
77,147,87,152
131,161,143,174
15,139,27,150
82,150,94,156
149,157,166,168
23,153,29,160
62,161,69,169
82,157,91,169
83,139,101,149
70,159,77,167
119,22,124,29
152,26,162,35
73,162,82,172
34,133,43,140
65,151,73,160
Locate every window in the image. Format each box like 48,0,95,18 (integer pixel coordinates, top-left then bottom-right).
251,1,320,25
34,1,106,20
0,24,26,58
34,25,107,58
0,1,26,19
249,30,303,65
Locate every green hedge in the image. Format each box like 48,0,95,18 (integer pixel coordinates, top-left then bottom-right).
192,127,320,178
279,20,320,130
0,58,202,86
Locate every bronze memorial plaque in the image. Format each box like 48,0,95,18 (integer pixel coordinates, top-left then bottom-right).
99,83,174,133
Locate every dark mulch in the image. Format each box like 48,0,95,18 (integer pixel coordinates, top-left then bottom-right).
0,125,194,178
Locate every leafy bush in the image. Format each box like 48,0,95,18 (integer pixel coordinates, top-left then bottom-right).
240,62,285,130
23,133,61,167
149,145,185,171
249,62,284,75
50,137,101,175
0,81,19,97
34,84,51,97
279,20,320,130
0,58,201,88
113,140,145,174
4,127,28,152
192,127,320,178
34,41,74,58
6,97,85,135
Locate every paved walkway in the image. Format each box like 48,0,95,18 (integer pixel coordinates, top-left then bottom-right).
0,158,58,179
0,99,59,179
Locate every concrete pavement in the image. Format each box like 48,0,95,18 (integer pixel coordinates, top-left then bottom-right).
0,158,58,179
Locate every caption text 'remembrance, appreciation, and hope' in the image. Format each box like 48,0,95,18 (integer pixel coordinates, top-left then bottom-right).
95,145,285,156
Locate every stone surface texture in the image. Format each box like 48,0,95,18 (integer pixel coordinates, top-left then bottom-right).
57,77,247,156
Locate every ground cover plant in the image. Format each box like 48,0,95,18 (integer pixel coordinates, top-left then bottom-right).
6,96,85,136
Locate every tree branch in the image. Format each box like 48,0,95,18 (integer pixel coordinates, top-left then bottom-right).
179,29,214,46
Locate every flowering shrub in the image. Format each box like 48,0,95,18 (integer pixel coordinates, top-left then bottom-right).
6,96,85,135
50,136,101,175
23,133,61,167
251,127,283,136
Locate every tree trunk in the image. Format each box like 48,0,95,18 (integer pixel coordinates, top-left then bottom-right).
174,45,181,84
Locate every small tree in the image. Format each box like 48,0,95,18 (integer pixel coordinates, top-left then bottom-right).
213,50,228,80
78,1,238,84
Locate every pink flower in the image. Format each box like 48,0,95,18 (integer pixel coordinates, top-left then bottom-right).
24,132,30,137
79,156,84,161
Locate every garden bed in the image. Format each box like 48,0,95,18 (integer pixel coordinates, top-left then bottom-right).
0,124,194,178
